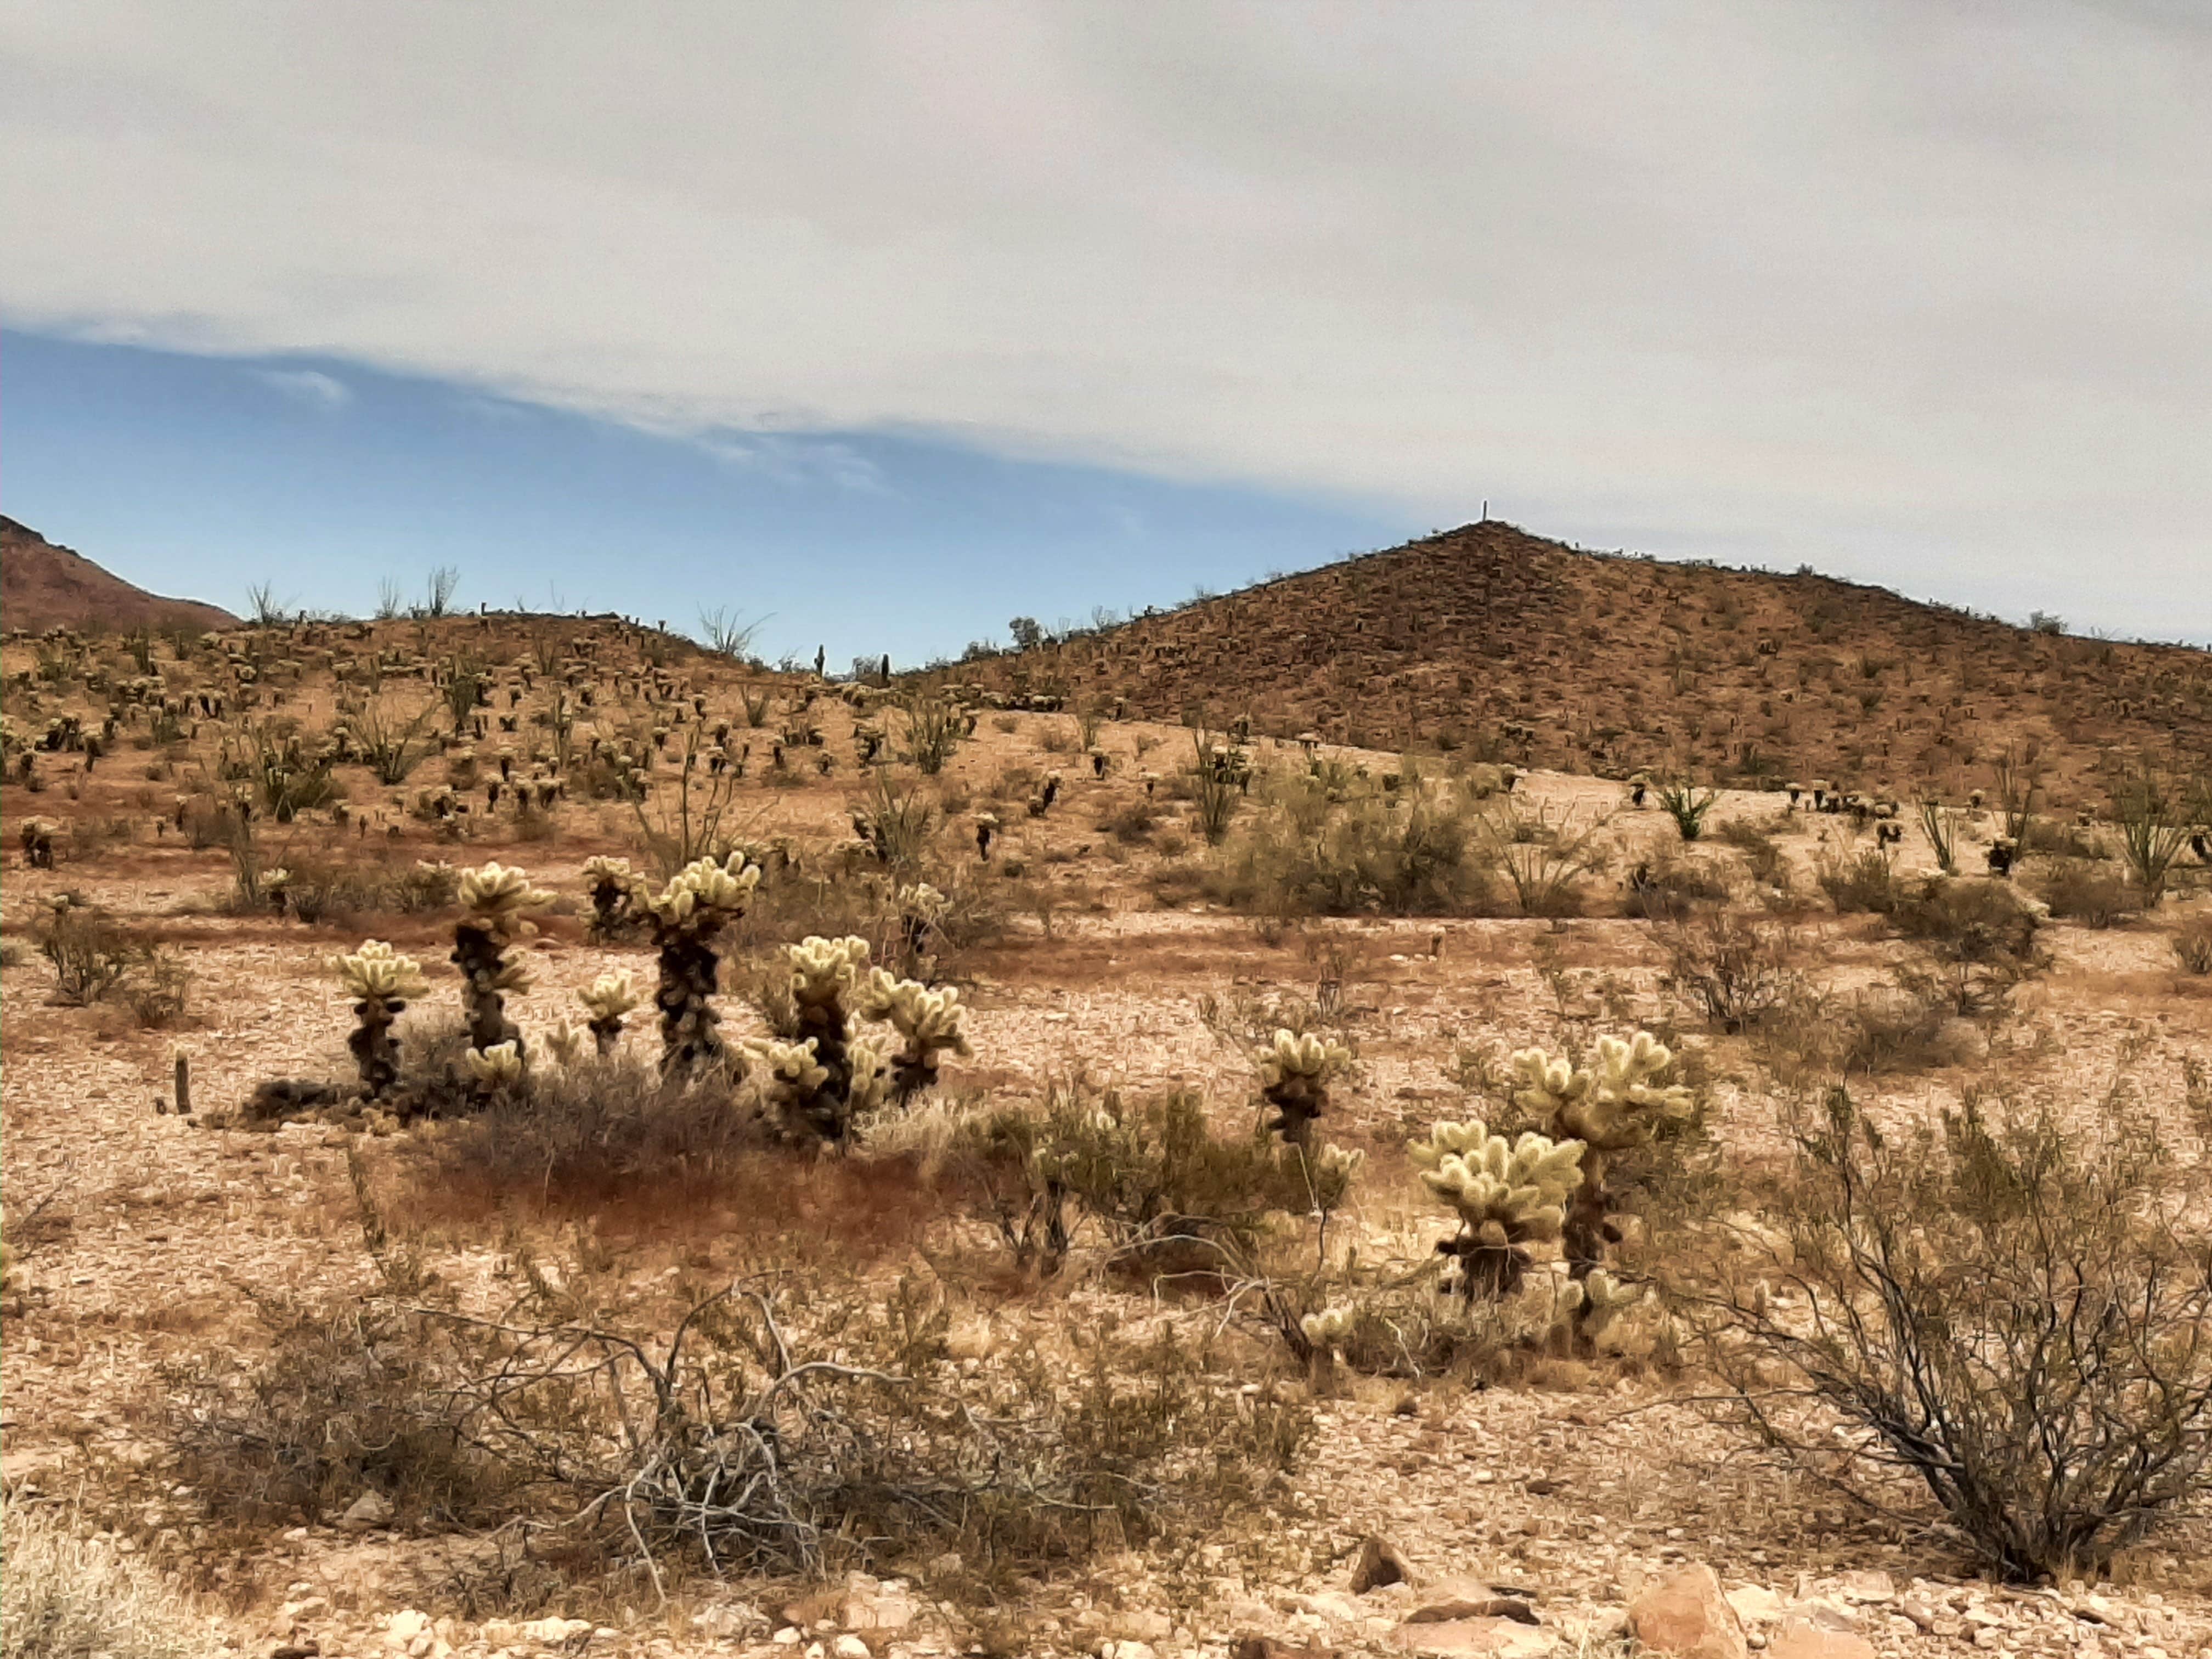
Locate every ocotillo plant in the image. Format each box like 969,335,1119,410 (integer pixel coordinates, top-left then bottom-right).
453,862,553,1057
1510,1031,1692,1274
1409,1118,1586,1300
641,854,761,1075
1257,1028,1352,1148
330,940,428,1101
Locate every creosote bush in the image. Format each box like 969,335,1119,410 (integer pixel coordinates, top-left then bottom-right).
1679,1089,2212,1581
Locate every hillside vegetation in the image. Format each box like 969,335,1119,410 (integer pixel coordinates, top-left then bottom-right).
949,520,2212,806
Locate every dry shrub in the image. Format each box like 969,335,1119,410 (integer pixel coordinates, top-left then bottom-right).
164,1225,1310,1604
162,1290,506,1532
1678,1089,2212,1581
2033,857,2146,928
2176,917,2212,976
1815,844,1900,914
2,1500,214,1659
1626,855,1732,922
1660,912,1796,1033
34,905,138,1004
418,1052,770,1211
1755,980,1966,1084
1201,783,1500,917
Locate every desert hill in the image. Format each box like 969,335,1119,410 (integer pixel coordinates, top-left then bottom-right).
948,520,2212,805
1,515,239,635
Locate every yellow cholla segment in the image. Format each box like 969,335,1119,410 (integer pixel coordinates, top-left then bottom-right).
579,970,642,1022
330,940,427,1002
896,882,948,921
458,862,555,928
465,1040,526,1085
1511,1030,1692,1151
1300,1306,1354,1345
747,1036,831,1093
788,935,872,1003
646,855,760,924
1259,1029,1351,1089
580,854,638,887
856,969,972,1058
1412,1120,1586,1241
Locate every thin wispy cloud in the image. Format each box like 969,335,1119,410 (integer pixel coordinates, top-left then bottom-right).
253,368,352,410
2,3,2207,635
697,433,889,493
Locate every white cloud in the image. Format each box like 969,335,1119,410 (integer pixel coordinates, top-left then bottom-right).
1,2,2207,634
695,433,888,493
252,368,352,410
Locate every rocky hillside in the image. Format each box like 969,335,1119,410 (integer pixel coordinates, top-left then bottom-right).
1,516,238,635
949,521,2212,805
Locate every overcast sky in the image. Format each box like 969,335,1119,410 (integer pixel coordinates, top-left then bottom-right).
3,2,2207,648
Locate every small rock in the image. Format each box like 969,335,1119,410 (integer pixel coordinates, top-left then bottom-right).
517,1618,592,1647
1765,1623,1877,1659
828,1638,870,1659
1353,1535,1415,1594
1393,1617,1557,1657
1832,1573,1894,1605
1898,1601,1939,1632
1407,1598,1538,1628
1233,1641,1335,1659
1631,1565,1748,1659
338,1491,394,1531
1726,1589,1787,1627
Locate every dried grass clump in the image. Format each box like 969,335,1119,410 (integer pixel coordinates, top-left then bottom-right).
1,1500,215,1659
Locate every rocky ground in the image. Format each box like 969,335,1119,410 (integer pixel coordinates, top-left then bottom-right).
4,628,2210,1659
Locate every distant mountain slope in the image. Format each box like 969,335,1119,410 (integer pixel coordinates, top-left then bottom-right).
950,521,2211,804
1,517,239,635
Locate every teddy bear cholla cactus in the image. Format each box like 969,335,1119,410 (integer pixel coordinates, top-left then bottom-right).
452,862,552,1058
1258,1029,1352,1148
1510,1031,1690,1272
579,969,642,1057
1410,1118,1586,1300
643,854,760,1076
855,968,971,1099
580,854,640,940
330,940,427,1100
464,1039,527,1094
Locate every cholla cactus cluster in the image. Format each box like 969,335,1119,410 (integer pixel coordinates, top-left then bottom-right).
754,935,970,1142
579,969,643,1057
1510,1031,1691,1269
452,862,552,1058
1258,1028,1353,1147
642,854,761,1075
1410,1118,1587,1299
895,880,947,966
580,854,640,940
464,1039,527,1094
330,940,428,1099
855,968,972,1098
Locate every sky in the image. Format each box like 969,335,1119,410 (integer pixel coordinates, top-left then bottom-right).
3,2,2208,654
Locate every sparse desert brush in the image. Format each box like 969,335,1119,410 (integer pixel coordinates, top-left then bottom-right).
1624,853,1731,921
1678,1088,2212,1582
1815,842,1900,913
167,1210,1310,1590
2032,856,2145,928
1203,775,1498,917
1660,911,1795,1032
